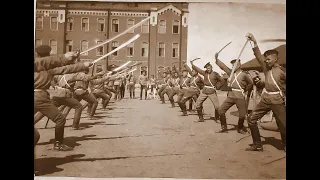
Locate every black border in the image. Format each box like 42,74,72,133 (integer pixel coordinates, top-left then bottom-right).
2,0,316,179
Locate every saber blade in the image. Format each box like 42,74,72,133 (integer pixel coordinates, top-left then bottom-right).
93,34,140,64
217,41,232,54
80,17,150,55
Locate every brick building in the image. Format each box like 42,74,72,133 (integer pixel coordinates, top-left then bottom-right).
35,1,189,78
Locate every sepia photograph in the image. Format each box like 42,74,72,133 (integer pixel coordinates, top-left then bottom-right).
34,0,286,179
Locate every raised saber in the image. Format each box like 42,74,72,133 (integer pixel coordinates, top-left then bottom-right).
217,41,232,55
92,34,140,64
80,17,150,55
190,58,201,63
227,39,249,86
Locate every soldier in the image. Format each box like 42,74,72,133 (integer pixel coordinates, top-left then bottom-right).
168,70,181,108
157,71,167,101
34,45,92,151
245,33,286,152
89,73,112,110
73,69,99,120
174,67,191,115
120,76,126,99
127,73,137,99
191,61,225,123
215,55,254,133
149,75,156,99
160,73,173,104
139,70,148,100
178,61,204,116
114,77,121,100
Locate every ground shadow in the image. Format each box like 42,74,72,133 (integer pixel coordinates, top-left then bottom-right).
261,136,284,150
37,134,162,147
35,153,184,176
38,121,107,130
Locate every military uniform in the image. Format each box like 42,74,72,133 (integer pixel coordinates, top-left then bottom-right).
216,59,253,133
34,47,88,151
114,78,121,100
139,73,148,100
160,76,173,104
192,62,225,122
90,76,111,110
246,47,286,151
178,63,204,116
157,72,167,101
168,76,181,107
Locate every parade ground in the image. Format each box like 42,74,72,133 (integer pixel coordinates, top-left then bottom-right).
34,91,286,179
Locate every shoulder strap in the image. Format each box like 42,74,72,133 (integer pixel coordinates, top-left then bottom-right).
59,75,71,88
207,73,216,88
270,70,283,97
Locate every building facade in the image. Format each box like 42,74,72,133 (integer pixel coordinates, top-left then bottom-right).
35,1,189,78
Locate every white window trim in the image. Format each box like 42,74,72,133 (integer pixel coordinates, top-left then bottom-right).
141,42,149,57
66,40,73,52
158,20,166,34
96,41,104,56
172,43,179,58
36,16,43,30
127,42,134,57
141,19,149,33
127,19,135,34
111,41,119,57
80,40,89,56
172,20,180,35
111,18,119,33
97,18,105,32
158,42,165,57
49,39,58,55
67,17,74,31
50,16,58,31
35,39,42,47
81,17,90,32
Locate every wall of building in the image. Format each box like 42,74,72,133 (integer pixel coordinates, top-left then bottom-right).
35,1,189,78
187,2,286,74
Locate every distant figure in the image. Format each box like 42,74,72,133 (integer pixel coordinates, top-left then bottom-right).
120,76,126,99
139,70,148,100
113,77,121,100
127,73,136,99
149,75,156,99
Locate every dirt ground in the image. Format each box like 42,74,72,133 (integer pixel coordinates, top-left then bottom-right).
34,90,286,179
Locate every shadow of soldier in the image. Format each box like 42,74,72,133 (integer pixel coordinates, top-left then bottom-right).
36,134,163,147
38,121,106,130
34,153,185,176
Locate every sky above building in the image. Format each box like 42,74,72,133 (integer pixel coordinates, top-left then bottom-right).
187,2,286,74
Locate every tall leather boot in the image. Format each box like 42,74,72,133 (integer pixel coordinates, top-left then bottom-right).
216,114,228,133
237,117,247,134
214,109,220,121
280,132,286,152
180,103,188,116
188,100,193,111
245,125,263,151
195,109,204,122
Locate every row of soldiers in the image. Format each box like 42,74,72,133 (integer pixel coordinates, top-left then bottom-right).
155,33,286,152
34,45,135,152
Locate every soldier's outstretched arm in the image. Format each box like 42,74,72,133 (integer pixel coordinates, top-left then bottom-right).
183,62,193,75
34,51,79,72
214,53,232,75
91,76,109,85
191,62,205,76
246,33,267,72
48,62,89,75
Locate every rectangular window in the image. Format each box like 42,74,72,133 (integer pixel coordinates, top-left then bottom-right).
36,16,43,30
112,19,119,32
81,40,89,56
127,42,134,57
49,40,57,55
172,20,180,34
172,43,179,58
67,17,74,31
127,19,135,33
111,41,119,56
66,40,73,52
158,42,165,57
97,18,105,32
81,18,89,31
50,17,58,30
141,20,149,33
96,41,104,56
158,20,166,34
141,42,149,57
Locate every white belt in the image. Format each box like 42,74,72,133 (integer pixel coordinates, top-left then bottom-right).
182,87,188,89
232,88,244,92
204,85,216,89
263,88,281,95
34,89,46,92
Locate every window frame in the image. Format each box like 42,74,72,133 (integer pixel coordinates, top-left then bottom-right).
172,43,179,58
111,18,119,33
49,39,58,55
141,19,149,33
66,17,74,31
126,42,134,57
36,16,43,30
81,17,90,32
127,19,135,33
80,40,89,56
172,20,180,35
50,16,58,31
111,41,119,56
96,40,104,56
158,20,166,34
66,40,73,52
97,18,105,32
158,42,165,57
